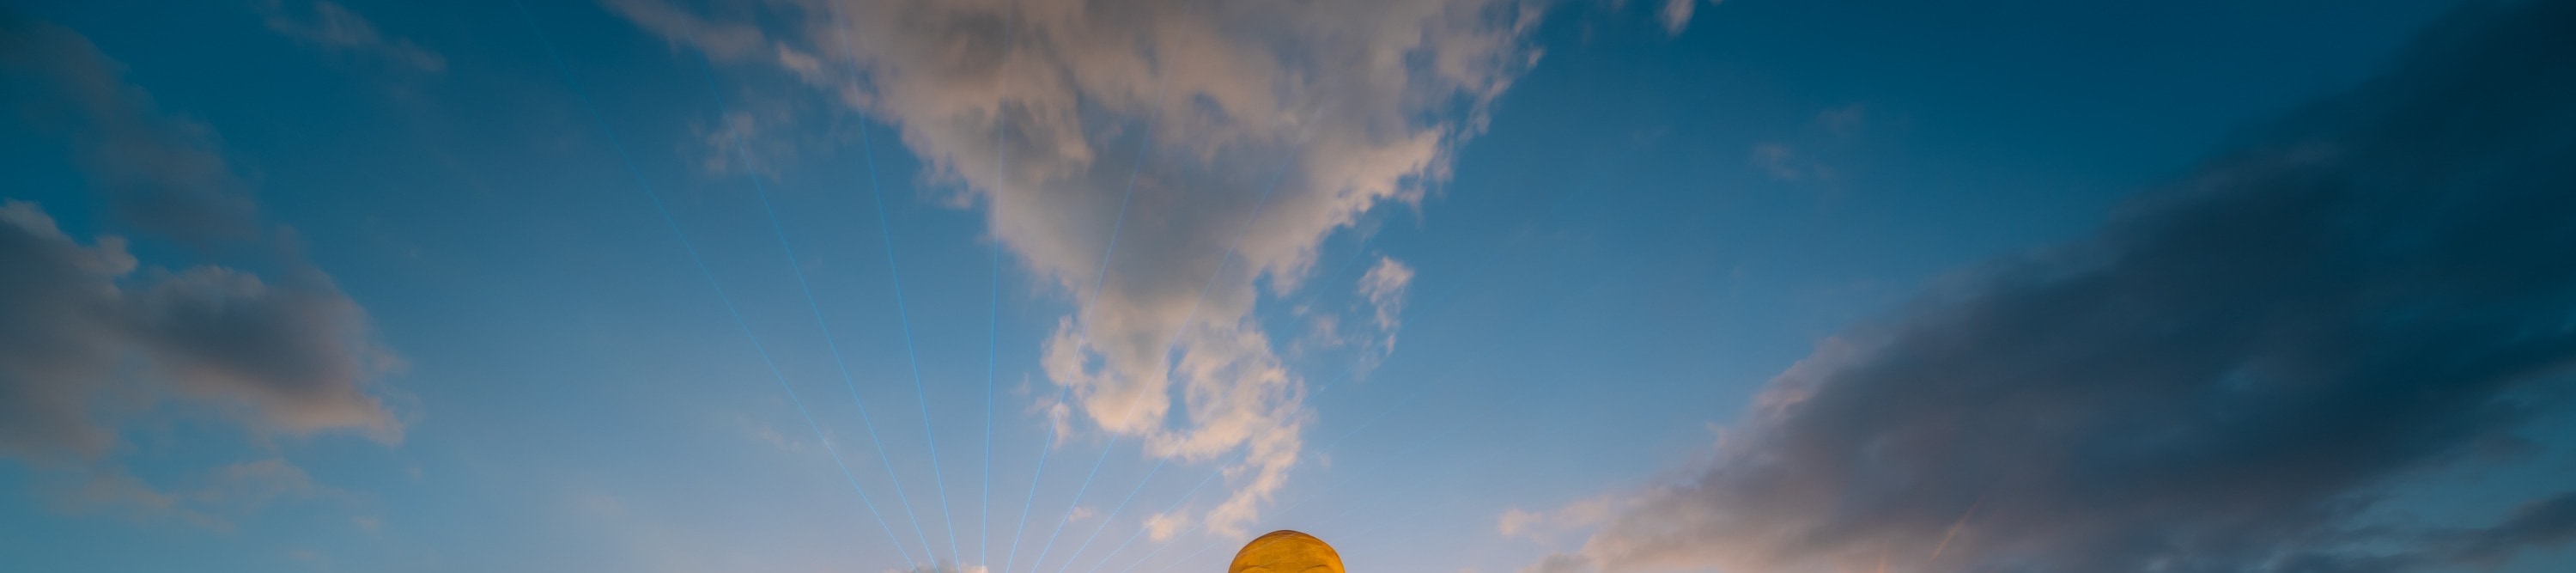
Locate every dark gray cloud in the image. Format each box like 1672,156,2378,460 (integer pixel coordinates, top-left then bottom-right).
0,201,132,458
0,15,400,464
2445,492,2576,568
0,15,260,244
0,200,401,461
1524,1,2576,572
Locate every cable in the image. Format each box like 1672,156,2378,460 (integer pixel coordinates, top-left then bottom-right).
1024,1,1198,568
820,7,962,564
1005,386,1075,573
855,53,968,573
1052,138,1309,573
984,4,1016,568
1046,458,1170,573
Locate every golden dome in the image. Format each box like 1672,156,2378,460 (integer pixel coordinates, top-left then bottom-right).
1228,530,1346,573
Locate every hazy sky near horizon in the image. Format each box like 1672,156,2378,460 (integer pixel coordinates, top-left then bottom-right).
5,1,2574,573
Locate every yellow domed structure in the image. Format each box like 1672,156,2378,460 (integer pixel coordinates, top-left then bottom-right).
1228,530,1345,573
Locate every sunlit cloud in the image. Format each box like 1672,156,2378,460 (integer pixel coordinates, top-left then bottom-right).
603,0,1548,535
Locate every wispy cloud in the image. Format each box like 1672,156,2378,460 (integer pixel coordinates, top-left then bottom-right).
1750,104,1866,184
254,0,446,73
1357,256,1418,359
1657,0,1711,36
1524,2,2576,572
1145,510,1188,541
1747,142,1807,181
717,410,812,455
60,458,352,530
602,0,1548,535
1498,496,1616,540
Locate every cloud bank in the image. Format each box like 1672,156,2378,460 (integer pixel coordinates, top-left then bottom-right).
1523,2,2576,572
604,0,1546,534
0,17,401,465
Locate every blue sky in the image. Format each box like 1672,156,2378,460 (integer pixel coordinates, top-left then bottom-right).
4,1,2573,573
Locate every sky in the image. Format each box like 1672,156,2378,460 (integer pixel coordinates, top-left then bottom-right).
3,1,2573,572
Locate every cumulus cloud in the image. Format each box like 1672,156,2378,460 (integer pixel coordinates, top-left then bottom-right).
254,0,447,73
1,16,401,468
603,0,1546,535
1525,2,2576,573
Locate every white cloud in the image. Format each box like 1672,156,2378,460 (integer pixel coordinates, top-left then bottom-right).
1145,511,1188,541
602,0,1547,536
